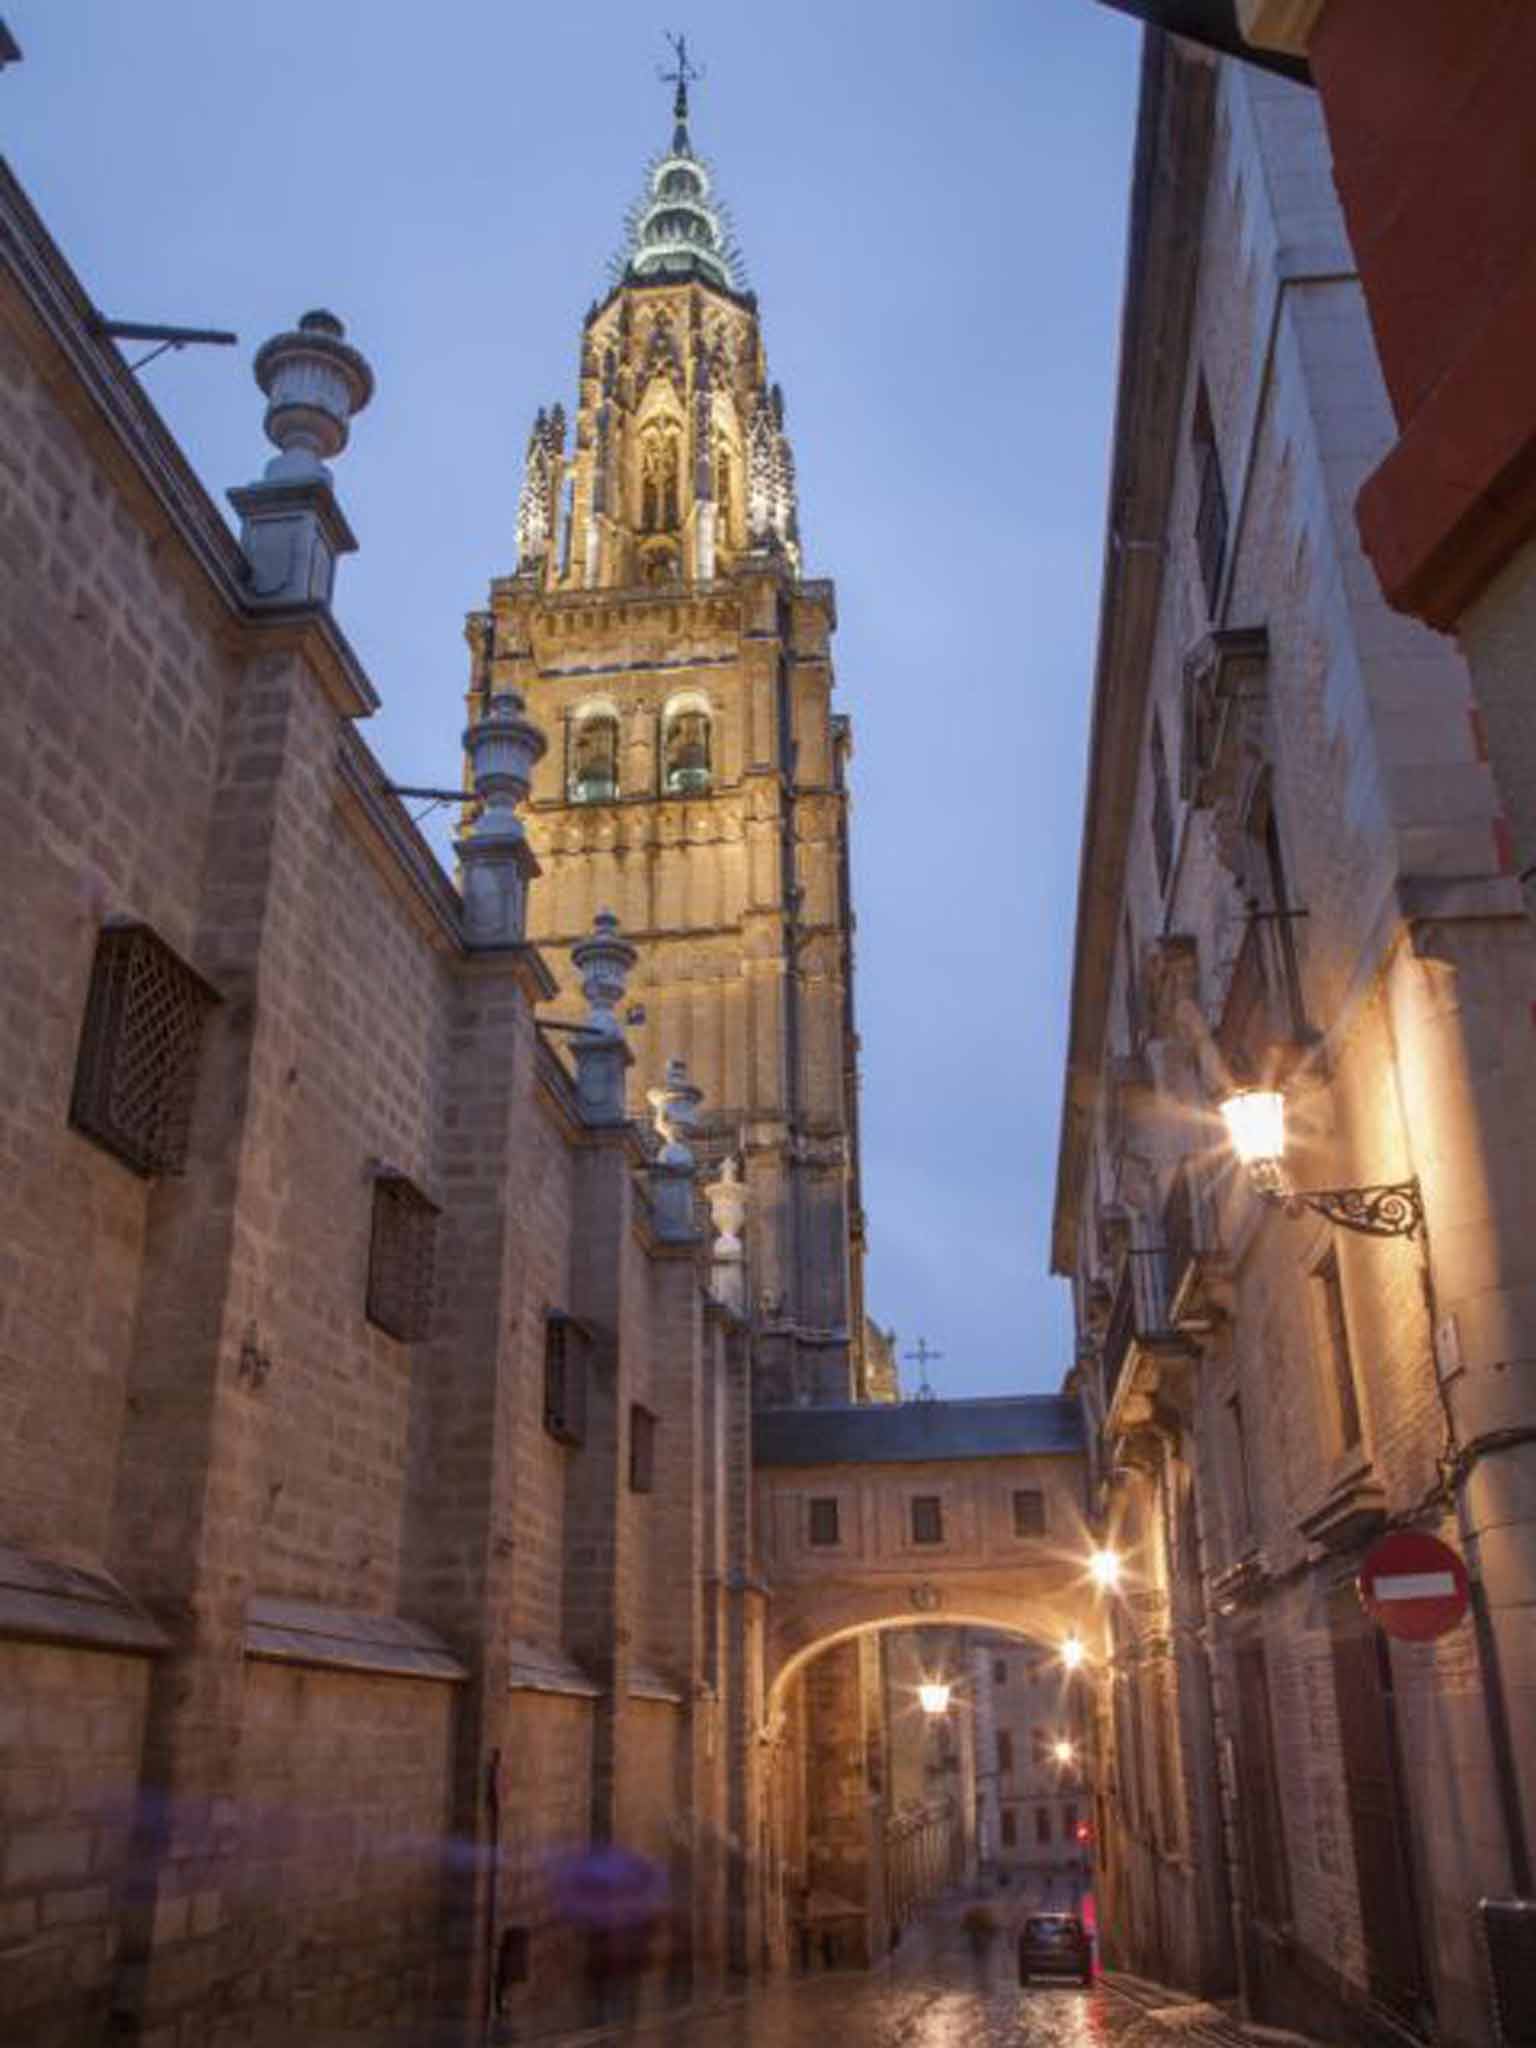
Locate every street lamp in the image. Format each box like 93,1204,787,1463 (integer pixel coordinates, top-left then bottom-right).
1087,1547,1122,1592
1052,1738,1076,1768
1060,1635,1086,1672
1219,1084,1423,1239
917,1680,951,1716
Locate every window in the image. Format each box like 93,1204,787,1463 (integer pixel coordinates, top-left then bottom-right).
1000,1808,1017,1849
1314,1248,1363,1452
808,1496,840,1547
1254,787,1308,1041
1228,1392,1255,1548
1150,711,1174,894
1064,1803,1078,1842
69,922,219,1177
1122,912,1142,1051
1192,376,1229,613
993,1658,1008,1686
629,1404,656,1493
544,1312,588,1446
910,1495,943,1545
714,436,734,541
997,1730,1014,1774
1036,1806,1052,1846
366,1171,440,1342
662,698,711,795
1012,1489,1046,1538
639,424,681,532
569,711,619,803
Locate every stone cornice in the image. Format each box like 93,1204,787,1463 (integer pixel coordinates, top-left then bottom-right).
334,728,464,948
1050,34,1217,1275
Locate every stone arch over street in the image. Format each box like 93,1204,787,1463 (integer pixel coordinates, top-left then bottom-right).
751,1397,1094,1972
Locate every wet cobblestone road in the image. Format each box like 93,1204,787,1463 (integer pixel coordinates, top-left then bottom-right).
591,1904,1248,2048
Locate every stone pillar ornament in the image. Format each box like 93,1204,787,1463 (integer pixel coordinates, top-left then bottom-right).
229,309,375,608
457,692,547,947
569,908,637,1124
705,1155,749,1312
647,1056,703,1240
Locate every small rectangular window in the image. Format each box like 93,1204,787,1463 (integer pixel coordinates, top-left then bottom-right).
1036,1806,1052,1846
366,1171,441,1343
1000,1808,1017,1848
1012,1489,1046,1538
993,1658,1007,1686
69,922,219,1177
997,1730,1014,1774
1064,1803,1079,1841
544,1312,587,1446
629,1404,656,1493
910,1495,943,1545
1314,1249,1363,1452
1192,377,1229,613
808,1496,840,1547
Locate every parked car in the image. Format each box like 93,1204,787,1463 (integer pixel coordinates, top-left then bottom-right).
1018,1912,1093,1986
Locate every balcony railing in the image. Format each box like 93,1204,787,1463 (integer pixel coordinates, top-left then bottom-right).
1102,1249,1175,1413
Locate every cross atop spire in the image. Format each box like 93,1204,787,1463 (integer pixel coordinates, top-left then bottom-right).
659,32,702,145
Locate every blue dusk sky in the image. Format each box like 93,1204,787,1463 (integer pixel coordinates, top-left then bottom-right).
3,2,1142,1398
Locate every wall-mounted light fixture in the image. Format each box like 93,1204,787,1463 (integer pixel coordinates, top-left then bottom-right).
917,1680,952,1716
1087,1547,1122,1591
1219,1086,1423,1239
1060,1635,1086,1671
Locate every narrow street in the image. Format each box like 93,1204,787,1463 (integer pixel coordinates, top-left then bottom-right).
584,1902,1258,2048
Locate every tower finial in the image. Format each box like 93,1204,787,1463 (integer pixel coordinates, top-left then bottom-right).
659,31,701,146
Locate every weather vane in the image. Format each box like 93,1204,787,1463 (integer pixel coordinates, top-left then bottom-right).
904,1337,942,1403
659,32,703,121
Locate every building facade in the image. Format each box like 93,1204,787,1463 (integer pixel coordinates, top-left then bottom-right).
1054,32,1536,2047
970,1633,1089,1901
0,107,780,2042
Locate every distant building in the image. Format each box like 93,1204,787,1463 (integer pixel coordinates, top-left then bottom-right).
970,1634,1089,1898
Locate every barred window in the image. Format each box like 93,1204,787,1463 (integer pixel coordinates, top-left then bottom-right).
630,1403,656,1493
910,1494,943,1545
544,1311,588,1446
366,1172,439,1342
808,1496,840,1546
69,922,219,1178
1012,1488,1047,1538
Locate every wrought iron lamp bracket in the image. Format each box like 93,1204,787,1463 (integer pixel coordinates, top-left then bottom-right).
1252,1169,1423,1240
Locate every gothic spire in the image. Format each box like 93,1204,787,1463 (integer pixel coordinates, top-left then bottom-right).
616,37,746,295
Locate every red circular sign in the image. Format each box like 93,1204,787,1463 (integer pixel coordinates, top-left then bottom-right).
1358,1529,1470,1642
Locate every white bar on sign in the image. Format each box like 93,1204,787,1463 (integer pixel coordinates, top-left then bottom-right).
1374,1572,1456,1600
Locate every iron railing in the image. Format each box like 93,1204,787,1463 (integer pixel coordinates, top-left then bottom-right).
1102,1249,1174,1414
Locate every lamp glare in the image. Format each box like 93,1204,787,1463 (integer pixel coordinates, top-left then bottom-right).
1088,1547,1122,1591
917,1680,951,1716
1220,1086,1286,1169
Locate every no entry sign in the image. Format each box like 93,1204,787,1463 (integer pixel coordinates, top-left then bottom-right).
1358,1529,1470,1642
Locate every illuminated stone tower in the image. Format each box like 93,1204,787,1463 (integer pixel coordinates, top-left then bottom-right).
468,47,874,1405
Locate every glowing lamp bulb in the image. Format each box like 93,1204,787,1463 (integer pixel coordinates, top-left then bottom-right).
1060,1635,1085,1671
917,1681,951,1716
1220,1086,1286,1170
1088,1547,1122,1591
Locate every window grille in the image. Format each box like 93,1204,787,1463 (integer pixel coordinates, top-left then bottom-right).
808,1496,840,1546
1012,1488,1046,1538
1192,379,1229,613
366,1171,440,1342
910,1495,943,1545
69,922,219,1177
544,1311,588,1446
629,1404,656,1493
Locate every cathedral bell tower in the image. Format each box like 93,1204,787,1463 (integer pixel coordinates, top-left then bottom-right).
468,46,877,1406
